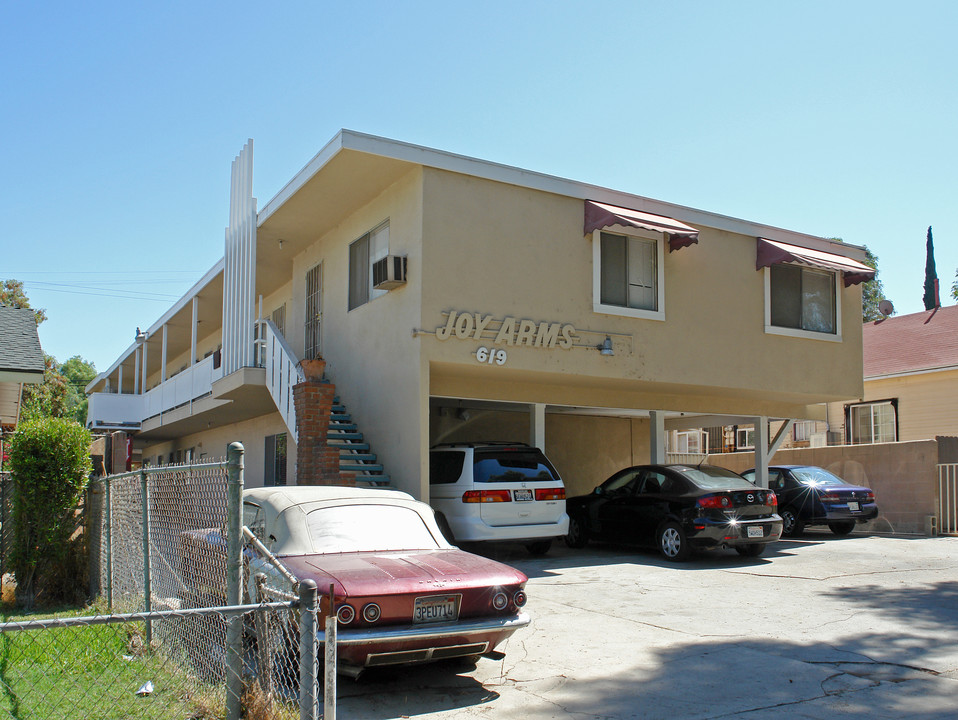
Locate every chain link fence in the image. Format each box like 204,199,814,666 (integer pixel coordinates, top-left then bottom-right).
0,443,331,720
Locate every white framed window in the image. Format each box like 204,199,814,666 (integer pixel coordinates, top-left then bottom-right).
672,430,708,454
592,229,665,321
764,264,842,341
793,420,815,442
849,401,897,444
736,427,755,450
348,221,389,311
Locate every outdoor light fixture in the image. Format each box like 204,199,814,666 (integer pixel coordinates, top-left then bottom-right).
597,336,614,356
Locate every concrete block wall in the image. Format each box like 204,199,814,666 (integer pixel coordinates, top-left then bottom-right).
709,440,940,535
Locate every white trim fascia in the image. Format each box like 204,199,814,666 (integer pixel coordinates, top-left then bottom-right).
258,129,867,261
87,258,227,391
591,229,666,322
763,266,843,343
865,364,958,381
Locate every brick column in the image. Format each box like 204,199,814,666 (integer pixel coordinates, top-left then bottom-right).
293,380,344,486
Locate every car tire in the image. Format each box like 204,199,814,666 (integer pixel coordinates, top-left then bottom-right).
658,521,690,562
435,512,456,545
828,521,856,537
565,516,589,549
736,543,766,558
526,540,552,556
781,508,804,537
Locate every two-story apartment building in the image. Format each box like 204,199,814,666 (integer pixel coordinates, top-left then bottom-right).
85,130,875,497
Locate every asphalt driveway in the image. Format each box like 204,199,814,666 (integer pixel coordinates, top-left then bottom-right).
337,531,958,719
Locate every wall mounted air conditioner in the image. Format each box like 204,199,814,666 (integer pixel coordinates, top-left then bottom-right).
373,255,408,290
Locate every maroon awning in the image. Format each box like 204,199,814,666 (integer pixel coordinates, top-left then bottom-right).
584,200,699,252
756,238,876,287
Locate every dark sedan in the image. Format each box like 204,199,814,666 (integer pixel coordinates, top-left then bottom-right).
742,465,878,537
565,464,783,561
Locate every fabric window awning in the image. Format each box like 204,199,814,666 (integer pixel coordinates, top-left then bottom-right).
584,200,699,252
756,238,876,287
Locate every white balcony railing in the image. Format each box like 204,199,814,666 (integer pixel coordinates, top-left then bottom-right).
87,354,224,429
260,319,304,442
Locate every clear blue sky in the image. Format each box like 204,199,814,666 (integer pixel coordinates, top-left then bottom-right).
3,1,956,373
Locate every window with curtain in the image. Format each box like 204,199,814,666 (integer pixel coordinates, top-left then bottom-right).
599,231,658,312
770,264,837,334
348,221,389,310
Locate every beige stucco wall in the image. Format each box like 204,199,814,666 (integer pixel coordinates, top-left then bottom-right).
418,168,865,419
708,440,939,535
140,412,293,488
283,167,426,497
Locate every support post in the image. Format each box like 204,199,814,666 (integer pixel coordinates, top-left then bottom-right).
140,469,151,643
298,579,319,720
753,417,769,488
649,411,666,464
530,403,546,450
225,442,245,720
324,583,337,720
105,476,113,611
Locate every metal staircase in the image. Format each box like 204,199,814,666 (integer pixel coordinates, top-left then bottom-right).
328,397,392,488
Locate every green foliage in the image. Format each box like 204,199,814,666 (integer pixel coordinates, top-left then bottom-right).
19,355,96,424
860,246,891,322
7,417,92,607
60,355,97,423
0,278,46,325
952,268,957,302
923,226,939,310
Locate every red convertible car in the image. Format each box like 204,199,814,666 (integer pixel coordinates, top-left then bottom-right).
241,486,530,675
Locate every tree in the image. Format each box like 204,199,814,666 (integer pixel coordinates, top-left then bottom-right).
861,247,891,322
0,279,47,325
60,356,97,424
7,416,92,607
952,268,957,303
19,355,69,422
923,226,940,310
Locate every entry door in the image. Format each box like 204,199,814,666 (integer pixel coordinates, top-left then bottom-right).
305,263,323,359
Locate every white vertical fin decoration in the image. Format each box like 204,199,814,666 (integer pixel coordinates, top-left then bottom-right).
223,140,258,375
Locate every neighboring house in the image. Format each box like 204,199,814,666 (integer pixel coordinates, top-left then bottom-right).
825,304,958,444
0,308,45,459
85,130,874,496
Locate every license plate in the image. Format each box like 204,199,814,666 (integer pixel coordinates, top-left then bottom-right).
514,489,533,502
746,526,764,538
848,501,860,512
413,594,461,624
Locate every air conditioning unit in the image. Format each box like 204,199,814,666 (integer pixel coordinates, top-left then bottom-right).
373,255,407,290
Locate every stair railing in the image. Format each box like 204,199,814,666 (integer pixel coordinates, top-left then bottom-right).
258,318,304,442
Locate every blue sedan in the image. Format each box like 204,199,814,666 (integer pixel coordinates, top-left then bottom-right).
742,465,878,537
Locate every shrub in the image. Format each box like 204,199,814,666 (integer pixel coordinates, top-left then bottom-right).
7,417,92,607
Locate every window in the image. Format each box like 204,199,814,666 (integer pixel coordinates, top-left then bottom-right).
348,221,389,310
271,304,286,337
766,264,840,339
593,230,665,321
849,401,897,444
736,427,755,450
265,433,288,486
793,421,815,442
305,263,322,358
671,430,707,454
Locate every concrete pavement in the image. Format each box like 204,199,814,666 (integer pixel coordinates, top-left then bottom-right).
337,532,958,719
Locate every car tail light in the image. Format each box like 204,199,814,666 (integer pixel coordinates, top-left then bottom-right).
362,603,381,623
337,604,356,624
864,491,875,501
462,489,512,503
697,494,732,509
492,592,509,610
513,590,527,607
535,487,566,501
766,490,778,507
820,492,841,503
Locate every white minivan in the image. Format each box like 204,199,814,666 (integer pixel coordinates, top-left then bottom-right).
429,442,569,555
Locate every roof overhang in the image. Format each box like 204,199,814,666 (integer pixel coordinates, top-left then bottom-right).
756,237,876,287
584,200,699,252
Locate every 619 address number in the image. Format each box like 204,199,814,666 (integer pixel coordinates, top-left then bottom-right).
476,347,507,366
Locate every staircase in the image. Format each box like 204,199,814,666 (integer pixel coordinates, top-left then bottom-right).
328,396,392,488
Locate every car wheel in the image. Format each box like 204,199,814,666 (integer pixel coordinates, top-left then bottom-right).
525,540,552,556
565,516,589,549
435,512,456,544
828,521,856,537
658,521,690,562
781,508,804,537
736,544,766,558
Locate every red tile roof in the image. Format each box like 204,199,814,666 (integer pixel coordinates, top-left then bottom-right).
863,304,958,378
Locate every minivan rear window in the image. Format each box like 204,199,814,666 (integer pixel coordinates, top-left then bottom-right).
473,450,560,484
